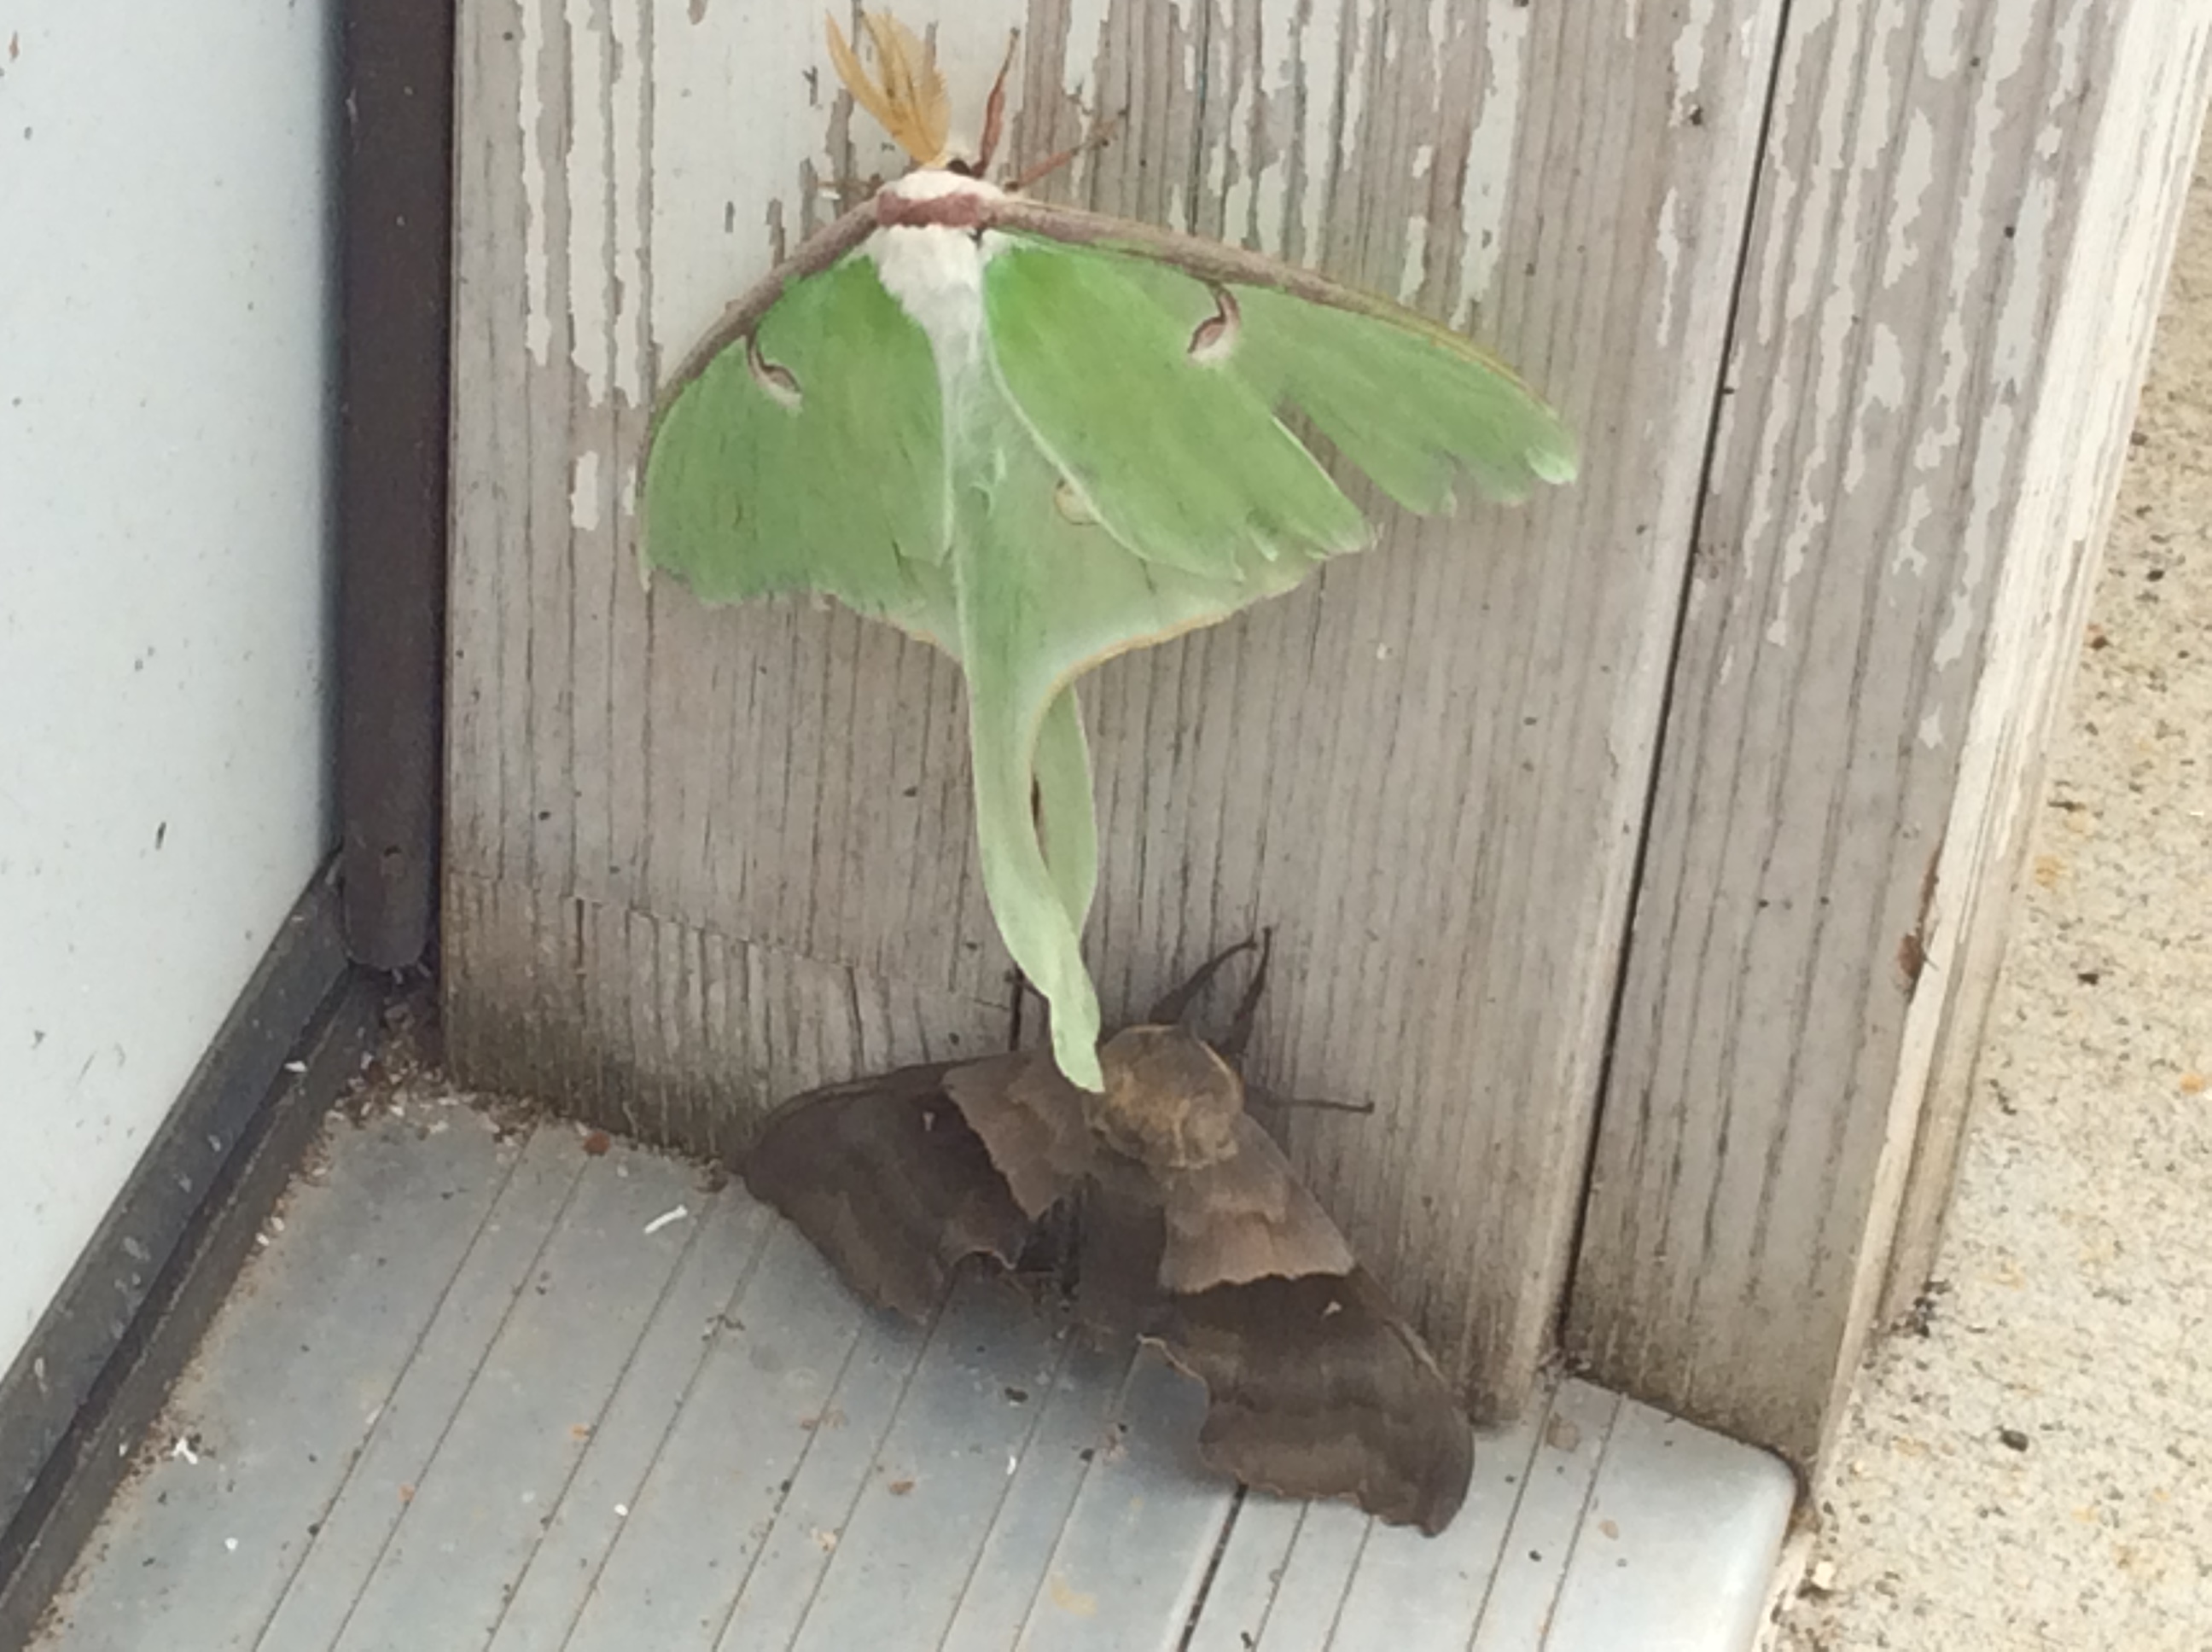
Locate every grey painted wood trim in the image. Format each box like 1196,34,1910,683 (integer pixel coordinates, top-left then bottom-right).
1569,0,2212,1469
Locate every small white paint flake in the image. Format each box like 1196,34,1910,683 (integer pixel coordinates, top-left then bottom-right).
571,450,602,532
1006,1454,1019,1476
169,1437,200,1465
282,1059,307,1073
643,1205,690,1236
1399,217,1429,305
518,0,551,361
1652,187,1683,346
614,1502,629,1518
1452,3,1529,326
224,1538,239,1553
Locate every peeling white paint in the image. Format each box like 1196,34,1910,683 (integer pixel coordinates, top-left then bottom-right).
1339,0,1371,200
1206,30,1236,206
1935,5,2046,670
571,449,602,531
1892,484,1932,579
1938,398,2019,668
1451,1,1527,329
1294,0,1342,259
520,0,551,361
1669,0,1715,116
1921,0,1968,80
1770,7,1901,652
1883,111,1935,288
1062,0,1112,99
1400,215,1429,304
1249,61,1289,254
1653,187,1682,346
1916,707,1946,750
1738,369,1789,581
1749,160,1796,349
568,0,611,404
1845,323,1906,491
610,0,646,404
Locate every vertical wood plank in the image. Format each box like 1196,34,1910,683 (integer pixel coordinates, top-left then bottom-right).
1569,0,2212,1467
1073,0,1786,1412
1879,48,2212,1323
446,0,1776,1411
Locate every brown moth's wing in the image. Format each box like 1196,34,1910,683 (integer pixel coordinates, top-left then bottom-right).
941,1050,1097,1217
1156,1117,1355,1294
1153,1267,1474,1535
742,1062,1036,1322
1067,1177,1172,1350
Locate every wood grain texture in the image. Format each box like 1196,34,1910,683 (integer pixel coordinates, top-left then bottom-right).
1569,0,2212,1468
445,0,1773,1413
1880,23,2212,1328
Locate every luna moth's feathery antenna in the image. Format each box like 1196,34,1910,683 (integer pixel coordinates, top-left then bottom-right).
824,11,950,169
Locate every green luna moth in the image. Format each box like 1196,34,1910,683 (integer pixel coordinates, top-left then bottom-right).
642,13,1576,1093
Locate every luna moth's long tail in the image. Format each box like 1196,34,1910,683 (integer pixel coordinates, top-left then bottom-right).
1031,687,1098,939
948,372,1107,1091
959,660,1104,1092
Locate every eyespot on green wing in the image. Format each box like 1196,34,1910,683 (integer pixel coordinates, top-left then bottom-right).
642,253,951,625
981,241,1369,583
1057,242,1576,516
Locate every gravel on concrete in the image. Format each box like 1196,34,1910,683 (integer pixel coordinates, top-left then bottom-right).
1774,147,2212,1650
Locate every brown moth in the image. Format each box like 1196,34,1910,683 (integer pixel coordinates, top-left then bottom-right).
740,942,1474,1534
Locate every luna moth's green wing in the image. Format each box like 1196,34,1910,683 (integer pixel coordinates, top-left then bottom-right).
641,196,1579,1095
643,250,956,647
968,231,1576,1085
637,232,1316,1091
985,231,1578,532
981,242,1370,580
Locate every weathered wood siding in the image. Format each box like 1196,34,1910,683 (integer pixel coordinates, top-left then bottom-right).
1567,0,2212,1468
445,0,1770,1418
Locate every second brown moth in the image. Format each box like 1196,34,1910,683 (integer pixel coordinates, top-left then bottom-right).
740,943,1475,1534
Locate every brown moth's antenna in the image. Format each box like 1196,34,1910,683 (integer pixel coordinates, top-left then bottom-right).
1007,111,1123,194
976,27,1020,176
1214,927,1273,1067
1144,935,1259,1029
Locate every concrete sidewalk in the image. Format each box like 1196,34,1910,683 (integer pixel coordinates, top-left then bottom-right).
1775,144,2212,1649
